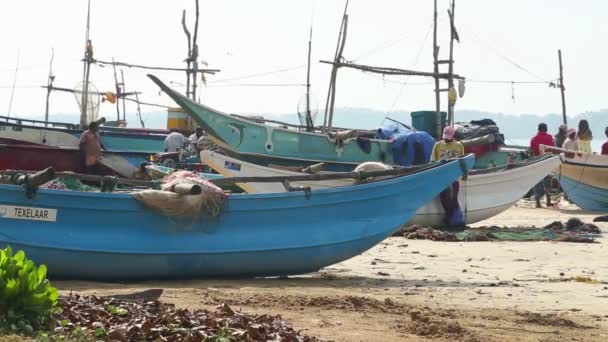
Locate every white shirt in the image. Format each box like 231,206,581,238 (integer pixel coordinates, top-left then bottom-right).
563,138,578,151
164,132,187,152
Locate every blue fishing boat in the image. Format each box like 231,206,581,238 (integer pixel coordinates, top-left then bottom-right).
0,155,474,280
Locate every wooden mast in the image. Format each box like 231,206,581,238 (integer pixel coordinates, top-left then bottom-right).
120,70,127,122
44,49,55,127
323,1,349,133
80,0,93,128
432,0,442,139
305,25,314,132
191,0,200,102
558,49,567,125
446,0,456,125
111,57,121,121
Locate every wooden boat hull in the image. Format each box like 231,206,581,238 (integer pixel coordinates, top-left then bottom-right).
0,155,473,280
0,143,150,178
202,151,561,226
552,149,608,211
0,119,166,153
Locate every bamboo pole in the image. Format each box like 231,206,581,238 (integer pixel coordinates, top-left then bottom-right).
558,49,567,125
432,0,441,139
446,0,456,125
44,49,55,127
112,57,121,121
120,70,127,122
322,1,349,132
305,25,314,132
80,0,93,128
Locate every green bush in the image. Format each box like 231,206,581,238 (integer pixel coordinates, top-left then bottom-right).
0,246,59,334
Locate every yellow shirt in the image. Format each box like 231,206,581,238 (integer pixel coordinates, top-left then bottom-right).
431,140,464,162
577,139,592,153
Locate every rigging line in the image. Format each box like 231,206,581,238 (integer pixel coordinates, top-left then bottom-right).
205,83,306,88
7,50,20,117
468,79,555,84
121,97,171,109
351,31,414,62
387,22,434,114
465,29,548,82
210,64,310,83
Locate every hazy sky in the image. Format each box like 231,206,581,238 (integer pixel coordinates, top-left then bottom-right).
0,0,606,124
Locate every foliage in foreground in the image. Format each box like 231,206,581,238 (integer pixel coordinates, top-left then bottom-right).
0,247,59,335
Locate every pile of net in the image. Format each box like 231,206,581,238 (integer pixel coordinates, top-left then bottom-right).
41,177,99,192
53,292,320,342
394,218,601,243
132,170,227,218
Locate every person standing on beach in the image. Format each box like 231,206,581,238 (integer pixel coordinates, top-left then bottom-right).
602,127,608,155
79,121,103,175
554,124,567,148
563,128,578,151
576,119,593,153
431,126,464,226
530,123,554,208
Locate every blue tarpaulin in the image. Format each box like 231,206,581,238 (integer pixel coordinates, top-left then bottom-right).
376,122,436,166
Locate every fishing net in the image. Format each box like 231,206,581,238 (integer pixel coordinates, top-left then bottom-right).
131,170,227,218
41,177,99,192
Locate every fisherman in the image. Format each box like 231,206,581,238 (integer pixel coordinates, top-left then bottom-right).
529,123,554,208
576,119,593,153
79,121,103,175
189,127,205,150
163,129,188,152
602,127,608,155
554,124,567,148
431,125,464,226
563,128,578,151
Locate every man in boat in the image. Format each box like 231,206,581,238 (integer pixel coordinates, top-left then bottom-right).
554,124,567,148
530,123,554,208
431,125,465,226
189,127,205,150
79,121,103,175
163,129,188,152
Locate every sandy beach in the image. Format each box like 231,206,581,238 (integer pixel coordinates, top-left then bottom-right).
55,202,608,341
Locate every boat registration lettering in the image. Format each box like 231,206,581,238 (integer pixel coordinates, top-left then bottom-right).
0,205,57,222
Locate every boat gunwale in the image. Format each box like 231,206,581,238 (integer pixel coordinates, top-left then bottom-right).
0,155,474,201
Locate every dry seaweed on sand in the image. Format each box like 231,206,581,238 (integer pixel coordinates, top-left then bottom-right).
51,294,320,342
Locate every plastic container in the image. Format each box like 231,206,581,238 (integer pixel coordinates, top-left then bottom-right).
411,111,447,139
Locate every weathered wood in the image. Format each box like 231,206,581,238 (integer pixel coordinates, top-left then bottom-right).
93,59,219,74
320,60,464,80
1,170,155,188
301,162,327,174
13,167,56,187
172,183,202,195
